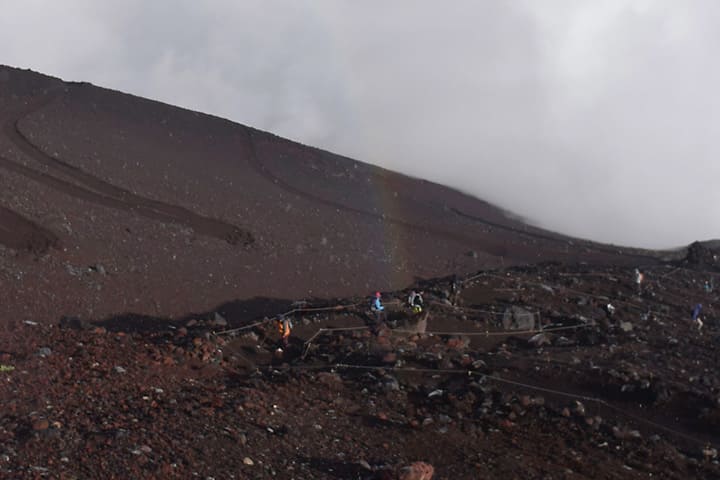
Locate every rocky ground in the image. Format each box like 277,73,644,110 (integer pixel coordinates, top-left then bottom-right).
1,65,719,479
0,253,718,479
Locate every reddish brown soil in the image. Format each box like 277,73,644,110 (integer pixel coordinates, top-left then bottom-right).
0,262,718,479
0,65,660,324
0,65,717,479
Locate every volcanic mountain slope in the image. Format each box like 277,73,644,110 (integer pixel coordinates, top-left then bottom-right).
1,65,720,480
0,261,718,479
0,65,659,325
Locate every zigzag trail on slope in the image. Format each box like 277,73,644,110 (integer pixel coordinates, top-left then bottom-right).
449,207,659,263
244,127,658,265
243,127,512,258
2,86,253,247
3,83,660,264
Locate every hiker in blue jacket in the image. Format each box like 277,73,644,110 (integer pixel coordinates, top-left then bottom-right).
692,303,703,330
371,291,385,323
372,291,384,311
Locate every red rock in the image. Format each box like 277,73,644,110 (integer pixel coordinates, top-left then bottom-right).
32,419,49,431
499,419,515,430
398,461,434,480
317,372,342,387
446,337,469,350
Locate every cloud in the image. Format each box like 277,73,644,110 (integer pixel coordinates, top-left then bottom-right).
1,0,718,248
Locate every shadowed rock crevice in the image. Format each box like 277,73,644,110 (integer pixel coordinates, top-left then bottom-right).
0,206,59,254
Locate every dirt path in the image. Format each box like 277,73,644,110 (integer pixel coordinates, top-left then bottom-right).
244,127,512,257
451,206,659,263
244,127,659,265
0,87,253,247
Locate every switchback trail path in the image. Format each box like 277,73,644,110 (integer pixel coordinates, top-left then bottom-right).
244,126,660,266
1,86,253,247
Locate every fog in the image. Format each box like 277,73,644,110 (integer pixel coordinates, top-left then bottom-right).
2,1,719,248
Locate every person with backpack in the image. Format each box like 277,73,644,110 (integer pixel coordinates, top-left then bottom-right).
371,291,385,323
634,269,644,295
450,275,462,305
276,314,292,347
692,303,703,330
408,290,424,314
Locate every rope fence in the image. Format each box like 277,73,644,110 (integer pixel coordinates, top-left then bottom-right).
299,319,594,359
205,266,718,449
212,263,716,354
467,271,694,320
215,302,363,336
259,361,714,449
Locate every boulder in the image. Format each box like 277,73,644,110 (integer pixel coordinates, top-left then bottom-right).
380,375,400,392
402,311,429,334
399,462,434,480
619,322,633,332
502,306,536,331
528,333,551,347
213,312,228,327
316,372,343,388
36,347,52,358
554,336,575,347
684,241,720,270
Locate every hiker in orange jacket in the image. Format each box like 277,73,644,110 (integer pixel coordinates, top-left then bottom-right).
276,315,292,347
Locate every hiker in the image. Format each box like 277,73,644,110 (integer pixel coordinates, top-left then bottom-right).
634,269,644,294
692,303,703,331
704,280,713,293
276,315,292,348
605,303,616,317
450,275,462,305
371,291,385,322
408,290,417,310
408,290,424,314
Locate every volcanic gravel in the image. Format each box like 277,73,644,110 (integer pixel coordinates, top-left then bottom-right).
0,65,718,479
0,261,716,478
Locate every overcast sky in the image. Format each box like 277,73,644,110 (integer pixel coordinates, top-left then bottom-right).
2,1,719,248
